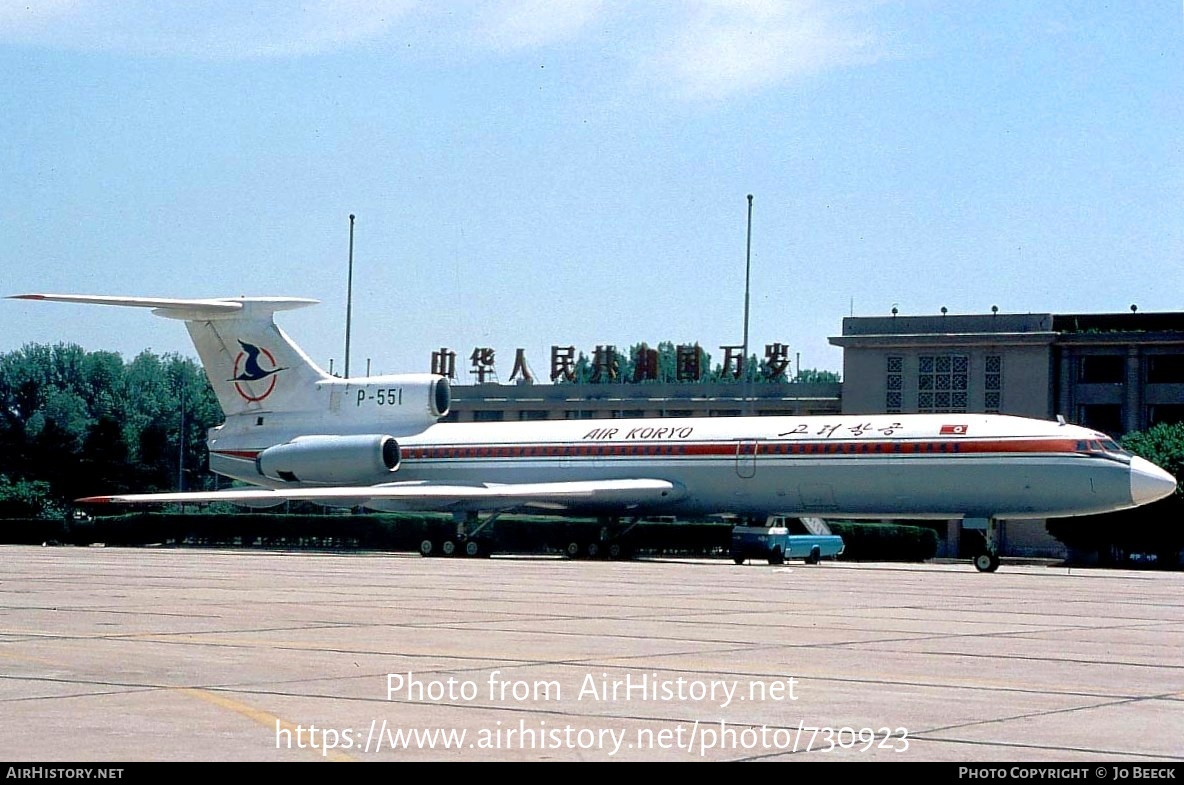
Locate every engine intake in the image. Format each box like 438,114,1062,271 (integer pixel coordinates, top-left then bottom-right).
257,434,400,484
432,377,451,419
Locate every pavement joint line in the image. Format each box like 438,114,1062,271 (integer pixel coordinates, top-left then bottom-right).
175,687,356,762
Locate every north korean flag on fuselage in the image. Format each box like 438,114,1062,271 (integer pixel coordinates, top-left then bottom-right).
940,424,968,435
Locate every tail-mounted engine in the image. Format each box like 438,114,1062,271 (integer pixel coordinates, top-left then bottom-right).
257,434,400,484
319,374,450,428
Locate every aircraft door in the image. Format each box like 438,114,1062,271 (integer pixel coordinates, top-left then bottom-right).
735,439,759,479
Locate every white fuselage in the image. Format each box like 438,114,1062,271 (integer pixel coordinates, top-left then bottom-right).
207,412,1166,520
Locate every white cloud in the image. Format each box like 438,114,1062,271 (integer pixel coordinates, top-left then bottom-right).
646,0,885,101
0,0,888,100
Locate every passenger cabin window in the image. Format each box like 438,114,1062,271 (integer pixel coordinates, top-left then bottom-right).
1078,355,1124,384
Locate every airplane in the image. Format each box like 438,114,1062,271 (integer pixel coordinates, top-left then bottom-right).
10,293,1178,572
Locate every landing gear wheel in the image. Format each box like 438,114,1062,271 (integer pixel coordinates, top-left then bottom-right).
976,518,1001,573
768,546,785,566
586,542,600,559
566,541,581,559
606,542,633,560
419,539,434,557
733,555,745,565
441,539,456,557
464,540,482,558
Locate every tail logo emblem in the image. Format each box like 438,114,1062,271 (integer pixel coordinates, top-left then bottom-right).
231,341,287,402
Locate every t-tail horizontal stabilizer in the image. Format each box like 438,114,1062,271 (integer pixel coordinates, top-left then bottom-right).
9,293,327,417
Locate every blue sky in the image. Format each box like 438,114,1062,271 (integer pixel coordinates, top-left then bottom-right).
3,1,1183,381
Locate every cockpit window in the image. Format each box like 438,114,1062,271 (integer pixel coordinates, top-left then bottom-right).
1081,437,1132,463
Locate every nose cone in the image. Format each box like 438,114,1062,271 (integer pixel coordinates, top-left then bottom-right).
1130,456,1177,506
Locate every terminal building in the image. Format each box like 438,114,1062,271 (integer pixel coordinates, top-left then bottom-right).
443,309,1184,560
831,310,1184,434
830,309,1184,558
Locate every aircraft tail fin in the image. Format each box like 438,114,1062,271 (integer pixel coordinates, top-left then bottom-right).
10,294,330,417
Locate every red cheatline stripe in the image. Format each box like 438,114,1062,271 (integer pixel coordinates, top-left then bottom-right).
396,438,1089,461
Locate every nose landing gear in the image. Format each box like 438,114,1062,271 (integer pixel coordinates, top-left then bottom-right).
974,518,1001,573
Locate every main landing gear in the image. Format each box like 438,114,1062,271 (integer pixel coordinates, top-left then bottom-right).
418,512,499,558
563,516,638,561
419,537,487,558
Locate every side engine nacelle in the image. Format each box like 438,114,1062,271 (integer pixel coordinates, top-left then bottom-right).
257,434,400,484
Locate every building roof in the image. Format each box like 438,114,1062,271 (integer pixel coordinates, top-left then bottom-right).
830,310,1184,348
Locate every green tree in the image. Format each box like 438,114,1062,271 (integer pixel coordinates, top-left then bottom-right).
0,343,223,516
795,368,842,383
0,475,61,519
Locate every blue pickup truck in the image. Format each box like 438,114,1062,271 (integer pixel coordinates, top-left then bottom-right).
730,517,845,565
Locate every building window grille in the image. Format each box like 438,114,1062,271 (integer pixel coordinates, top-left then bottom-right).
918,355,968,412
984,355,1002,412
886,356,903,413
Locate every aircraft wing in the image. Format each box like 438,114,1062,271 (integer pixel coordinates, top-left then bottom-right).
77,478,685,512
